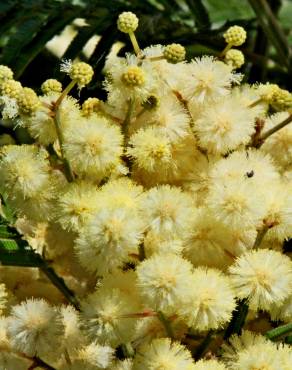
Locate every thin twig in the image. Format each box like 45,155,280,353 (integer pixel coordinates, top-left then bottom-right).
224,299,249,340
253,225,269,249
157,311,174,338
265,322,292,341
259,113,292,144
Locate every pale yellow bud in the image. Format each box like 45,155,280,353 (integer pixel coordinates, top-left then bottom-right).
70,62,94,87
117,12,138,33
224,26,247,46
225,49,245,69
121,66,145,87
0,80,22,98
41,79,62,95
272,88,292,111
0,65,13,82
17,87,40,115
163,43,186,63
82,97,101,117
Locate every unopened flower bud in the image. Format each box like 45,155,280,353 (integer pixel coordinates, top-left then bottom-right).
224,26,246,46
272,88,292,111
82,97,101,117
17,87,40,115
41,79,62,95
70,62,94,87
163,43,186,63
121,66,145,87
117,12,139,34
225,49,245,69
0,65,13,82
0,80,22,98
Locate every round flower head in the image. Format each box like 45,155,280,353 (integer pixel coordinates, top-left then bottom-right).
56,181,101,232
221,330,270,366
180,56,241,104
0,65,13,81
82,97,101,117
76,342,114,369
163,43,186,63
209,149,280,188
207,180,267,230
127,126,173,173
0,79,22,98
64,115,123,180
75,208,144,275
81,288,141,347
141,185,195,238
131,94,190,141
17,87,40,115
183,209,232,269
224,26,247,46
193,359,227,370
7,299,63,358
229,249,292,310
179,267,236,331
99,177,144,212
41,78,62,94
117,11,138,33
194,95,255,154
261,112,292,168
225,49,245,69
136,254,194,315
0,145,58,220
69,62,94,88
133,338,195,370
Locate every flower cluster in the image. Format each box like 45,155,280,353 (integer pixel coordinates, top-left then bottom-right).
0,11,291,370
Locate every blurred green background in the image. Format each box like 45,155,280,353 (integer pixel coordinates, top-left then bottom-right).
0,0,291,99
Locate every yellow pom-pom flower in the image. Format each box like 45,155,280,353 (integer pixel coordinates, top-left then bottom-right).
136,253,194,315
7,299,63,358
224,26,247,46
229,249,292,310
179,267,236,331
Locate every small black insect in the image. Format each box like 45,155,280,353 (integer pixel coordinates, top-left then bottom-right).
245,170,254,178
